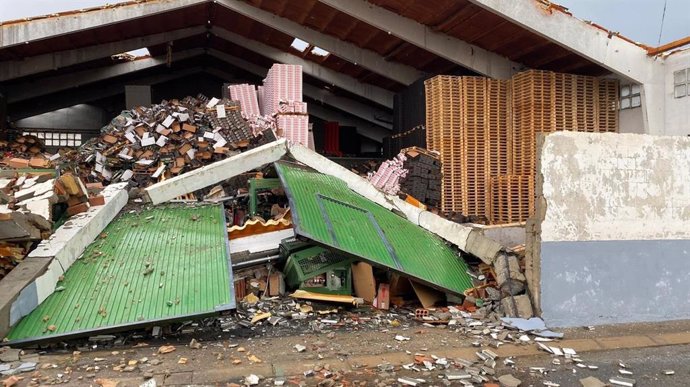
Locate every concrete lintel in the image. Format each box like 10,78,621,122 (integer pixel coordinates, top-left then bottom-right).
207,49,393,129
0,0,205,48
7,49,204,103
317,0,519,79
144,139,288,205
0,26,206,81
210,28,395,109
214,0,423,85
466,0,660,84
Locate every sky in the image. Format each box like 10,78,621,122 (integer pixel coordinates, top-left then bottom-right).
0,0,688,46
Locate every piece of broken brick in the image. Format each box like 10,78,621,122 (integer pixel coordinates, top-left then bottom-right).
59,174,81,196
67,195,87,207
88,196,105,207
28,157,50,168
6,158,30,169
67,202,90,216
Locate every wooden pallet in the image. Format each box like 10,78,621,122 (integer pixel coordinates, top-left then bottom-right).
488,175,535,224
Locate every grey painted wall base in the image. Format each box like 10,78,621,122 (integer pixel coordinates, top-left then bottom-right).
541,239,690,327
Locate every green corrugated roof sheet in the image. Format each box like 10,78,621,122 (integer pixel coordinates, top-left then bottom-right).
7,204,234,344
274,162,473,295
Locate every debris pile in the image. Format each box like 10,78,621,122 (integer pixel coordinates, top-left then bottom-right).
367,152,408,195
0,171,106,280
231,64,310,147
367,147,441,209
397,147,441,209
0,135,54,170
74,95,253,187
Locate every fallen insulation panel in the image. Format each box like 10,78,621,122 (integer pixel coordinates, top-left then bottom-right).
6,204,234,344
274,162,474,295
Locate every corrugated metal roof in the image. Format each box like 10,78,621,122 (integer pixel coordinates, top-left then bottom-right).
275,161,473,295
6,204,234,344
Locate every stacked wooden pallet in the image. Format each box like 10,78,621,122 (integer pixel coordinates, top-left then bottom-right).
425,70,619,224
489,175,535,225
425,76,510,221
501,70,619,223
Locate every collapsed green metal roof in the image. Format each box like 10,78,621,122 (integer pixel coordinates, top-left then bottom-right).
274,162,473,295
7,204,234,344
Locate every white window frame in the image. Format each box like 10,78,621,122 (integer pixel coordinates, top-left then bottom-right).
22,131,83,147
674,69,688,99
620,84,641,110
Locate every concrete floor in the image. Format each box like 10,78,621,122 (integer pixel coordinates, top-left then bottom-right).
8,319,690,386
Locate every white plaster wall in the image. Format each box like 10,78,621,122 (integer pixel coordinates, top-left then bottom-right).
540,132,690,242
664,49,690,136
619,107,645,134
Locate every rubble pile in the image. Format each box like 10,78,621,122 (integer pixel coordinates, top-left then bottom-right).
367,147,441,209
74,95,253,187
397,147,442,209
231,64,311,147
0,135,54,170
0,171,106,280
367,152,408,195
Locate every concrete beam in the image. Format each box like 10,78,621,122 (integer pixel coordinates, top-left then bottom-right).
303,84,392,130
210,28,395,108
466,0,660,84
6,49,204,103
214,0,422,85
0,26,206,81
307,103,389,142
9,67,204,120
207,49,393,129
145,139,288,205
317,0,520,79
0,0,205,48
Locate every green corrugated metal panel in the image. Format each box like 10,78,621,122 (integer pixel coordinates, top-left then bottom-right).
274,162,473,295
7,204,234,344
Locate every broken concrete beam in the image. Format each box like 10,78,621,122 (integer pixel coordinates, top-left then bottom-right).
24,213,52,232
0,212,43,241
501,295,533,319
465,231,504,265
494,254,527,295
145,139,287,205
0,258,53,339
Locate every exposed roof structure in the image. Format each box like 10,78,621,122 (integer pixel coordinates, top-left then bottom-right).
0,0,664,138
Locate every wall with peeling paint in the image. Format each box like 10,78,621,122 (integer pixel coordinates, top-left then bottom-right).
535,132,690,327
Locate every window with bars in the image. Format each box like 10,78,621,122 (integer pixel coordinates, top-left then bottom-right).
620,84,641,110
674,69,688,99
22,131,83,147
